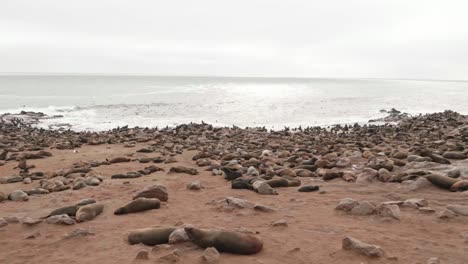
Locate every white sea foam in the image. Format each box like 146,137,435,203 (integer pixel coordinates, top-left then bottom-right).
0,76,467,131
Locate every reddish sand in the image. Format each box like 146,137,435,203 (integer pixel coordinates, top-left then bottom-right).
1,144,468,264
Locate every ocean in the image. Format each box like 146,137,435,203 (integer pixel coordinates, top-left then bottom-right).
0,75,467,131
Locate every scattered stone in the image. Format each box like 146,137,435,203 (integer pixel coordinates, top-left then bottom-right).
168,228,190,244
3,216,20,223
378,168,392,182
25,232,41,239
408,177,432,191
135,250,150,260
0,191,6,202
351,201,376,216
446,204,468,216
22,217,42,226
377,203,400,220
187,181,204,191
427,257,441,264
201,247,220,264
403,198,428,208
253,204,276,212
438,209,457,219
64,228,95,239
215,197,255,209
336,198,359,212
418,207,436,214
342,236,385,257
23,177,32,184
272,219,288,227
0,218,8,227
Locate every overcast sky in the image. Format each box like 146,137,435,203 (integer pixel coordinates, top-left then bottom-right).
1,0,467,79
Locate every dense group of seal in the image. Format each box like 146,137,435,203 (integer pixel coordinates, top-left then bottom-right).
1,109,468,260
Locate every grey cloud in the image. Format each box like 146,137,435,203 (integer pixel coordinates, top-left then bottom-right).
1,0,467,79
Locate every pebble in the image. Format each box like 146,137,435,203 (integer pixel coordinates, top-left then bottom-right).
64,228,95,239
446,204,468,216
438,209,457,219
0,218,8,227
377,203,400,220
408,177,432,191
23,177,32,184
186,180,204,191
336,198,359,212
135,250,150,260
168,228,190,244
418,207,436,214
22,217,42,226
272,219,288,227
342,236,385,257
427,257,441,264
403,198,428,208
350,201,376,216
253,204,276,212
201,247,220,264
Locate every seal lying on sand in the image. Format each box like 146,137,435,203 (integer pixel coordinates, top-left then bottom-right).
426,174,459,190
184,226,263,255
43,205,80,218
114,198,160,215
76,203,104,222
127,227,177,246
451,180,468,192
221,167,242,181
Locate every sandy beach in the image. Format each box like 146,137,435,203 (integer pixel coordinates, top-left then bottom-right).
1,111,468,264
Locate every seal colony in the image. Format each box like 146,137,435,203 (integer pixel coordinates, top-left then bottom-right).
1,110,468,263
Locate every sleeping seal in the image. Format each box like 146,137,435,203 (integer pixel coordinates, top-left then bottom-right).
184,226,263,255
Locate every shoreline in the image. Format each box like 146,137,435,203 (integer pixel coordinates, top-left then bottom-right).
1,110,468,263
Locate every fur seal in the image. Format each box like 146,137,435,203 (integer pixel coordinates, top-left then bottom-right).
184,226,263,255
44,205,79,218
298,185,319,192
450,180,468,192
114,198,160,215
426,174,459,190
76,203,104,222
221,167,242,181
127,227,177,246
265,178,289,188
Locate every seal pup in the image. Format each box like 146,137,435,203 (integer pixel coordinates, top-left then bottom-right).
184,226,263,255
114,198,160,215
76,203,104,222
127,227,177,246
220,167,242,181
